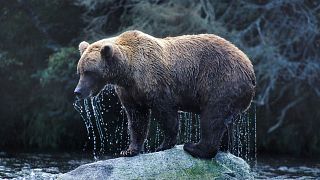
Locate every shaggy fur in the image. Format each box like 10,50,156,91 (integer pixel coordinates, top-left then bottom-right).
74,30,256,158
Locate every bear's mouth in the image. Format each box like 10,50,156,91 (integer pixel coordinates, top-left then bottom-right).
89,89,99,97
89,85,103,97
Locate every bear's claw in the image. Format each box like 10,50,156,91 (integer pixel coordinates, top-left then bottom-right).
120,148,139,157
155,143,176,152
183,142,217,159
155,137,177,152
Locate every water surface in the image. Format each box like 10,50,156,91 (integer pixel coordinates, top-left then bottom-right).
0,151,94,179
254,154,320,179
1,151,319,179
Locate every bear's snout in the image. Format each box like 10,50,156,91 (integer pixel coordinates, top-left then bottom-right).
74,87,83,99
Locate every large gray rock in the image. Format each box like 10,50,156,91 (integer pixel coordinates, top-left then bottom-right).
59,145,253,179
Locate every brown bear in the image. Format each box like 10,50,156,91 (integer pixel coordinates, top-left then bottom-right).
74,30,255,159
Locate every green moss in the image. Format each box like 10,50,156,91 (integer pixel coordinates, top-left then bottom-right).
60,145,253,179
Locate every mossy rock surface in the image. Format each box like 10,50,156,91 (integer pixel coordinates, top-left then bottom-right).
59,145,253,180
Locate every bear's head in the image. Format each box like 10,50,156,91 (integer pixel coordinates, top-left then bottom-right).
74,40,128,99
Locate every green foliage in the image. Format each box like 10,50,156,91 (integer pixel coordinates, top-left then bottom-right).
39,47,78,86
29,47,85,149
0,0,85,151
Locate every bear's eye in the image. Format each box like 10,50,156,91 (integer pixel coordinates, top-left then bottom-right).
83,71,99,78
83,71,93,75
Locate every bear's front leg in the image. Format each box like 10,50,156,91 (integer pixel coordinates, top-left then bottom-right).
120,106,150,157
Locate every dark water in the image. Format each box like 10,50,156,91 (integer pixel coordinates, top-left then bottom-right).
0,151,319,179
0,151,94,179
254,155,320,179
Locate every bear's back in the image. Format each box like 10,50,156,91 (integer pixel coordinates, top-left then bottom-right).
161,33,254,85
113,31,255,110
161,34,255,109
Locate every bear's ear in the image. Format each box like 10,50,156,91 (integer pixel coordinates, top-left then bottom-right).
100,44,114,60
79,41,89,56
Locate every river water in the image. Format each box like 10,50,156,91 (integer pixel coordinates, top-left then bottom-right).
0,151,319,179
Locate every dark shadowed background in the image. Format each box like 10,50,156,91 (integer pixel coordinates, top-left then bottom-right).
0,0,319,158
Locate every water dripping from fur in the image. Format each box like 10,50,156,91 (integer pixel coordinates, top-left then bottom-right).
74,87,257,165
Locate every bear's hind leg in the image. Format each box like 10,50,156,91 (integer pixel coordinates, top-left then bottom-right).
183,104,228,159
120,107,150,157
153,108,179,152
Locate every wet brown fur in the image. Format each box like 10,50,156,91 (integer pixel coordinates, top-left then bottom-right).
76,30,256,158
